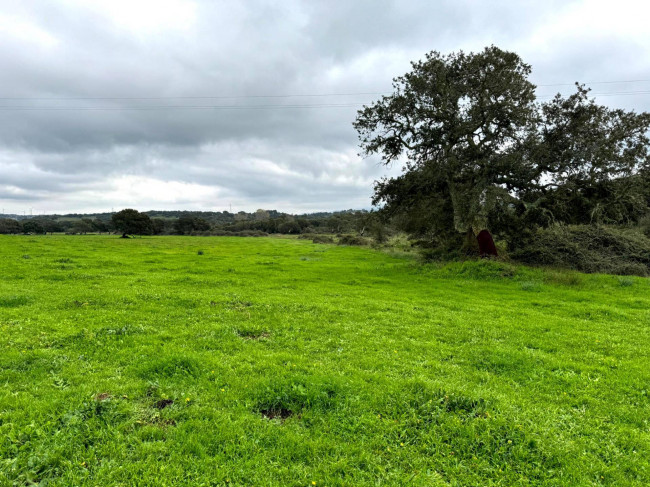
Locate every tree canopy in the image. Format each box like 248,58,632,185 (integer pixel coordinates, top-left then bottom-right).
354,46,650,249
111,209,152,237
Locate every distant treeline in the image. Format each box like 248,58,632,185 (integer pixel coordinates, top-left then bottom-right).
0,209,386,238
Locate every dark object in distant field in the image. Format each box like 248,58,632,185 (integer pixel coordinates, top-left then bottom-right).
477,230,498,257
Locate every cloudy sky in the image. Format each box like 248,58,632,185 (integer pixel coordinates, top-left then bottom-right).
1,0,649,215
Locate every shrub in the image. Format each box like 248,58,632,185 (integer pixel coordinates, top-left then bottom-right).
236,230,268,237
312,235,334,244
208,229,268,237
638,214,650,238
337,235,369,246
511,225,650,276
618,276,635,287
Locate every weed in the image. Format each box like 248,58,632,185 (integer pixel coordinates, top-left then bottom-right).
253,377,341,416
235,327,269,340
138,357,202,379
520,280,542,292
618,276,635,287
0,295,30,307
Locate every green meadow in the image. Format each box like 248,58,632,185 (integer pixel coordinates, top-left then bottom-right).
0,235,648,486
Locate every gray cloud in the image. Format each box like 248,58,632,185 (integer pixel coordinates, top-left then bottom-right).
0,0,648,214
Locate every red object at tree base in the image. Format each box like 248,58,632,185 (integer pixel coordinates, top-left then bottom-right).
477,229,498,257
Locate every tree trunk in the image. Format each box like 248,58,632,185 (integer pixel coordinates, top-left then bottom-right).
462,228,479,256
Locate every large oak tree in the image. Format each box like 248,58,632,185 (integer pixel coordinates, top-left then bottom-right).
111,209,152,237
354,46,650,249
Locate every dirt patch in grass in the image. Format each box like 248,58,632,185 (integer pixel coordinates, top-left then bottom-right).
260,408,294,421
154,399,174,409
252,376,342,422
155,418,176,427
236,328,270,340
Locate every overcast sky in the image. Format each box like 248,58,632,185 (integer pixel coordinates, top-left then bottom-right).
1,0,649,215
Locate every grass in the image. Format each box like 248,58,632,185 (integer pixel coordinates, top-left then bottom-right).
0,235,648,486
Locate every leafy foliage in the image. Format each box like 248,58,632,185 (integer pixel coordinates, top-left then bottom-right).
355,46,650,249
0,218,22,234
520,85,650,225
111,209,153,236
355,46,537,237
511,225,650,276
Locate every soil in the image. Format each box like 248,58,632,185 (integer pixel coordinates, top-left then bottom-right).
260,408,293,420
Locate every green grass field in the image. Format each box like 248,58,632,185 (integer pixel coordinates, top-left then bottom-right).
0,235,648,486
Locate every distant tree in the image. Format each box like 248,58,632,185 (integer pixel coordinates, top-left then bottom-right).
173,216,211,234
151,218,167,235
22,220,45,234
41,219,64,234
328,215,344,234
0,218,21,234
71,220,94,234
192,218,211,232
254,209,270,221
90,218,109,233
111,209,152,237
234,211,249,222
278,220,301,234
22,218,62,234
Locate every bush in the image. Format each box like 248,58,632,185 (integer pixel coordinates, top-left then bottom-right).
208,229,268,237
511,225,650,276
337,235,370,246
312,235,334,244
638,214,650,238
236,230,268,237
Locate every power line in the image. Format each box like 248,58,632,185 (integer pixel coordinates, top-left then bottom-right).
536,79,650,87
0,91,391,101
0,102,366,111
2,90,650,111
536,89,650,99
0,79,648,102
0,79,648,112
